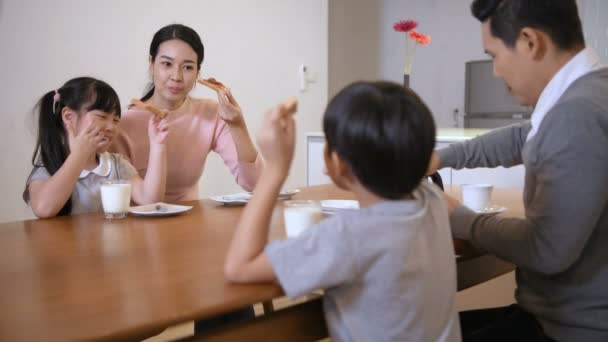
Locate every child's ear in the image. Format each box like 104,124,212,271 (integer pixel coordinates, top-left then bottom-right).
332,153,355,181
61,108,77,133
324,145,355,189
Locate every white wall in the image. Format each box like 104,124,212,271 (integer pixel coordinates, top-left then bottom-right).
329,0,487,128
380,0,487,128
579,0,608,63
329,0,608,130
0,0,328,223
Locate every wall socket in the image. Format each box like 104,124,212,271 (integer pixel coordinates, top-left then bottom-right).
299,64,316,91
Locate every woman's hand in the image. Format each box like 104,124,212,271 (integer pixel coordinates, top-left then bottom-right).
148,116,170,145
256,103,296,178
217,88,244,126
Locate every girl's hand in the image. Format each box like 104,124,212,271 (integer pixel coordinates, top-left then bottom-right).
217,88,244,126
256,103,295,177
148,116,170,145
66,119,106,159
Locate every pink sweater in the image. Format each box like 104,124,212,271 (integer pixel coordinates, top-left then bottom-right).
111,96,261,202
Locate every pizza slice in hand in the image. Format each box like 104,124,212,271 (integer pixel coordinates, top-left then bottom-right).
197,78,227,92
130,99,167,119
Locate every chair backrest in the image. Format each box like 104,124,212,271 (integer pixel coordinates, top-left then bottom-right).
429,171,444,190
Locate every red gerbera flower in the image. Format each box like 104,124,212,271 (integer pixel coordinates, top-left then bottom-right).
393,20,418,32
394,20,431,75
409,30,432,45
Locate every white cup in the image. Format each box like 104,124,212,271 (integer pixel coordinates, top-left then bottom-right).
461,184,493,211
283,200,323,238
100,180,132,219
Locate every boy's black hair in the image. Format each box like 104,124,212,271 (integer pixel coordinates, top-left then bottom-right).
471,0,584,50
323,81,436,199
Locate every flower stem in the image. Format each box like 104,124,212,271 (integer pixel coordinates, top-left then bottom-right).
404,35,409,74
409,42,418,74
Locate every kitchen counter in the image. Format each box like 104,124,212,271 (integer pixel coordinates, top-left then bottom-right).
306,128,491,142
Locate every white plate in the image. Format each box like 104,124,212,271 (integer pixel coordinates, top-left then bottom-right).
129,202,193,216
209,189,300,206
474,205,507,215
321,200,360,213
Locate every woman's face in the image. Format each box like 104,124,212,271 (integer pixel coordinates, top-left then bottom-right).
149,39,199,108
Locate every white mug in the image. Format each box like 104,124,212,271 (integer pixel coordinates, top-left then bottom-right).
100,180,132,219
461,184,493,212
283,200,323,238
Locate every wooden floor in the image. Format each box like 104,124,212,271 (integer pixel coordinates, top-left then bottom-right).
144,272,515,342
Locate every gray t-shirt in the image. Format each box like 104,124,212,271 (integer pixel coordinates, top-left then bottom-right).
24,152,137,215
265,182,461,342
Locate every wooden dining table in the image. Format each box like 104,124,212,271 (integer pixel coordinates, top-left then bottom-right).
0,184,523,341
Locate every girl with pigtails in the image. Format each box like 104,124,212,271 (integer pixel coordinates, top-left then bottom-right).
23,77,170,218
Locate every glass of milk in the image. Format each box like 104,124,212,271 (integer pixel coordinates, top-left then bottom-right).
100,180,132,219
283,200,323,238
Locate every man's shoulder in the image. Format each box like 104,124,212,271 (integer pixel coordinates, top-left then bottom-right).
548,69,608,123
560,68,608,105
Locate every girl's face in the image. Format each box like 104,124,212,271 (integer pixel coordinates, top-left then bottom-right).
73,110,120,152
150,39,199,108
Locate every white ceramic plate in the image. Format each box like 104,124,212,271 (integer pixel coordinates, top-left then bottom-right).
474,205,507,215
129,202,193,217
209,189,301,206
320,200,360,214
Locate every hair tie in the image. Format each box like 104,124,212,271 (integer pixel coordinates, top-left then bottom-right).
52,90,61,114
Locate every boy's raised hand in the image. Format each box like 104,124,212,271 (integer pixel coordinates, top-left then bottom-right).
257,100,296,178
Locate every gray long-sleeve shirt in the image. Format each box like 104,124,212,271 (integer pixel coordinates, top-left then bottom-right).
439,68,608,341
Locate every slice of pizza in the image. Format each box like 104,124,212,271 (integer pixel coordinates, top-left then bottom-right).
196,78,226,92
130,99,167,119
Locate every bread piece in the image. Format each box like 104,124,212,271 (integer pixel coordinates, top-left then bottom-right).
130,99,167,119
197,78,226,92
282,96,298,115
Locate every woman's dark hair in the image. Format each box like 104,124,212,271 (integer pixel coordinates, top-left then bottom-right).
323,81,436,199
471,0,584,50
140,23,205,102
28,77,121,216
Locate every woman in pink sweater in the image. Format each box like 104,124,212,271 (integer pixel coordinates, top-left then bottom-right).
111,23,260,336
111,24,261,202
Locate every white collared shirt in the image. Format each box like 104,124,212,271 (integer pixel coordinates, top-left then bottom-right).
25,152,137,215
527,48,605,141
79,152,112,178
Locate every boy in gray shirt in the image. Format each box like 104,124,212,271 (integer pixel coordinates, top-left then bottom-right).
224,81,461,341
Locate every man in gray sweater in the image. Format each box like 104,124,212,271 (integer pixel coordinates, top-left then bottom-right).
429,0,608,341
